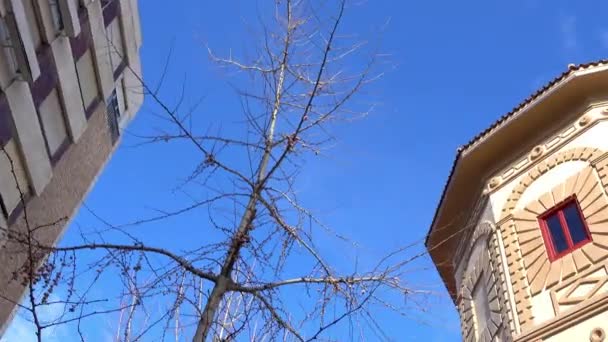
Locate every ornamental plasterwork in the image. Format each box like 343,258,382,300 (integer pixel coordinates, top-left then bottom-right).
455,214,492,278
459,233,507,342
485,106,608,194
497,146,608,331
513,166,608,296
500,147,608,220
550,263,608,315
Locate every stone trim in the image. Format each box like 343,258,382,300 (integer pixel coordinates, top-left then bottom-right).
495,223,521,335
500,147,607,220
486,105,608,195
549,263,608,315
498,218,534,330
496,146,608,334
489,226,516,338
514,291,608,341
459,234,506,342
456,220,493,274
513,165,608,296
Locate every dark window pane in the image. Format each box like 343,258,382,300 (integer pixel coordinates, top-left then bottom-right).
564,203,589,245
546,214,569,254
106,90,120,144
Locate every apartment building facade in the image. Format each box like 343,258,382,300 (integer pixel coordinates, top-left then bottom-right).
0,0,143,333
427,61,608,341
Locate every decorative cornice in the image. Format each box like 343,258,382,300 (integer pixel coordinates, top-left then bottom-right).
499,147,607,220
485,104,608,195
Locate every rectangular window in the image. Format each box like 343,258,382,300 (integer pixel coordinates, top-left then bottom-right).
106,89,120,144
0,17,19,77
116,76,127,114
472,274,491,338
38,88,69,162
48,0,64,33
538,197,592,261
75,48,100,116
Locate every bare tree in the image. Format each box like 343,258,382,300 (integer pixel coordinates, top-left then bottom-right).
1,1,437,341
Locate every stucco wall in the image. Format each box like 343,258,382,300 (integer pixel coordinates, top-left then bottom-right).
0,104,112,334
455,201,495,291
483,101,608,340
454,199,513,342
544,309,608,341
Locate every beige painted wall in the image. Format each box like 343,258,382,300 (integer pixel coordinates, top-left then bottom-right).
481,102,608,340
543,309,608,341
454,101,608,341
490,106,608,219
455,201,494,291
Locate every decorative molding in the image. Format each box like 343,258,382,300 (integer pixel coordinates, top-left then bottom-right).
456,221,493,270
514,291,608,341
496,213,514,229
500,147,608,220
459,240,506,342
513,165,608,297
550,264,608,314
485,106,608,194
590,327,606,342
489,226,517,336
454,196,490,270
494,147,608,334
498,217,534,330
579,115,592,127
489,177,501,190
529,145,545,161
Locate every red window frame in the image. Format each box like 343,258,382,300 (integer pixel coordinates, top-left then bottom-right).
538,196,592,261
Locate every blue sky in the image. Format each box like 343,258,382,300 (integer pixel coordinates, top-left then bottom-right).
5,0,608,341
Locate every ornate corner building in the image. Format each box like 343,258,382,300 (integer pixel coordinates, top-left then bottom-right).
0,0,142,334
426,61,608,342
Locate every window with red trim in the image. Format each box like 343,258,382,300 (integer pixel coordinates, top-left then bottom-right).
538,196,592,261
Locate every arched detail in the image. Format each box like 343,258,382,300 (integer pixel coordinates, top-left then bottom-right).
513,165,608,295
496,146,608,331
500,147,607,220
459,240,504,342
459,221,494,270
471,221,493,248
